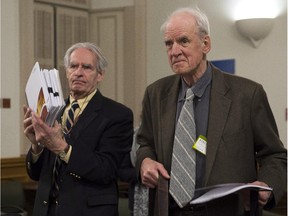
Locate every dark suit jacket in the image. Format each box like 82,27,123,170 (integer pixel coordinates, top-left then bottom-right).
118,153,138,212
26,90,134,216
135,64,287,216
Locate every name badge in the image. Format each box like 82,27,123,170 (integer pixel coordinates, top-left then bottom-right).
193,135,207,155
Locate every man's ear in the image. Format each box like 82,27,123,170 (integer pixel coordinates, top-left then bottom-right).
202,35,211,54
96,71,104,82
66,70,69,79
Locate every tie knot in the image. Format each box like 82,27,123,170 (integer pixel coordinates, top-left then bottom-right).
185,88,194,101
71,100,79,110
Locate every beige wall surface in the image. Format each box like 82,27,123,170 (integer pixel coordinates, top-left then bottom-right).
1,0,21,157
1,0,287,158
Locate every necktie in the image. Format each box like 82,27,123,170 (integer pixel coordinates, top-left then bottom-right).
65,100,79,133
53,100,79,195
169,88,196,208
53,157,61,193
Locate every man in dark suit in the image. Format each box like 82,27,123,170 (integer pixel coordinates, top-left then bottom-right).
23,42,134,216
135,7,287,216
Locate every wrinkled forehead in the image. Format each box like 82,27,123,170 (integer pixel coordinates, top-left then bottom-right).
165,13,197,32
70,48,97,65
164,14,198,39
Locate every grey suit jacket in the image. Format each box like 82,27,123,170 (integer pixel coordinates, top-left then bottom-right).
135,64,286,216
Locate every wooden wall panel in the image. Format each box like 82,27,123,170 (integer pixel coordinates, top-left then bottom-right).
90,11,124,103
34,3,55,70
35,0,90,9
56,7,89,97
1,157,30,182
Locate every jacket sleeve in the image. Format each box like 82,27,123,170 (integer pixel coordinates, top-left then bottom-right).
252,84,287,208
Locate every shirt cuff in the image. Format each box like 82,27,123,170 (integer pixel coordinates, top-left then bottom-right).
61,145,72,164
31,148,44,163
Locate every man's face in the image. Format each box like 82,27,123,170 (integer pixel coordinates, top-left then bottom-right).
66,48,103,99
163,13,210,77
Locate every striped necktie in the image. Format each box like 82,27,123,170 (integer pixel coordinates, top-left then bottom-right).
53,100,79,195
169,88,196,208
65,100,79,133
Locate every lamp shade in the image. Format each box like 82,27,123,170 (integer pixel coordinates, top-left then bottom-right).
235,18,274,47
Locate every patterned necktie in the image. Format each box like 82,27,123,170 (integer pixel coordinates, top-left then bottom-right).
53,100,78,195
65,100,79,133
53,157,61,193
169,88,196,208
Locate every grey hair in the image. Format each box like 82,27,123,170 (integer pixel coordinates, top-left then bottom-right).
160,7,210,38
64,42,108,73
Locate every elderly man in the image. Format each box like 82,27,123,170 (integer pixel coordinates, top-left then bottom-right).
24,42,134,216
135,7,287,216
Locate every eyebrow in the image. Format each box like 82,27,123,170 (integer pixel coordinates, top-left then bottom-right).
69,62,93,67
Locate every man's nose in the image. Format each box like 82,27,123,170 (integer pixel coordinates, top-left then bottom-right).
170,43,182,56
74,66,84,75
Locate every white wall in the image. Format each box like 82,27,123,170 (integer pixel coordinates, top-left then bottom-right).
1,0,21,157
0,0,1,157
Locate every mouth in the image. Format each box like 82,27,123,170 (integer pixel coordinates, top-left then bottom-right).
72,80,85,85
172,60,185,66
172,58,186,65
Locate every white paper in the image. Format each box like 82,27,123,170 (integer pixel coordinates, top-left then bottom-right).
25,62,65,126
190,183,272,205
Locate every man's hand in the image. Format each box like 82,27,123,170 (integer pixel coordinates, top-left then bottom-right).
31,111,68,154
242,181,272,210
23,105,44,154
253,181,272,207
140,158,170,188
23,106,37,144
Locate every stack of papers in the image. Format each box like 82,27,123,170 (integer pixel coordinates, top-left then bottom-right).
25,62,65,126
190,183,272,205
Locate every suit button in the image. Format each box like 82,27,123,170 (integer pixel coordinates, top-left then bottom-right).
43,200,48,205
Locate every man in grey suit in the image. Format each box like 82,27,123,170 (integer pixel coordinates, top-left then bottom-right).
135,7,286,216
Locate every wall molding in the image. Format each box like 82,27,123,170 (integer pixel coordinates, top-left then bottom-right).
1,156,30,182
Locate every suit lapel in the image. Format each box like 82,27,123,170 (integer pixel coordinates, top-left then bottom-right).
204,69,231,185
160,76,181,170
69,91,102,143
156,70,232,184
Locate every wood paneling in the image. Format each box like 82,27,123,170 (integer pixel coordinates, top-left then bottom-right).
90,11,124,103
35,0,90,9
56,7,89,97
34,3,55,70
1,156,30,182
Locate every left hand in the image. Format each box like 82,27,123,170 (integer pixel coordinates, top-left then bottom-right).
242,181,272,210
31,111,68,154
140,158,170,189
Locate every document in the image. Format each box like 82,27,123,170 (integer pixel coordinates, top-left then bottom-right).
25,62,65,126
190,183,272,205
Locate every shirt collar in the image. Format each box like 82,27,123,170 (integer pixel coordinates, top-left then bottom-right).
179,63,212,101
69,89,97,107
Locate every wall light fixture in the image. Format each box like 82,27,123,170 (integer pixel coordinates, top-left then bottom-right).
235,18,274,48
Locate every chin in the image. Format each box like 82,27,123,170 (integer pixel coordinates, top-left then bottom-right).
71,88,84,95
173,69,187,75
72,84,84,90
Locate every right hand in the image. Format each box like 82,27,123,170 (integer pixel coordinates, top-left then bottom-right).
23,105,43,153
31,111,67,154
140,158,170,188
